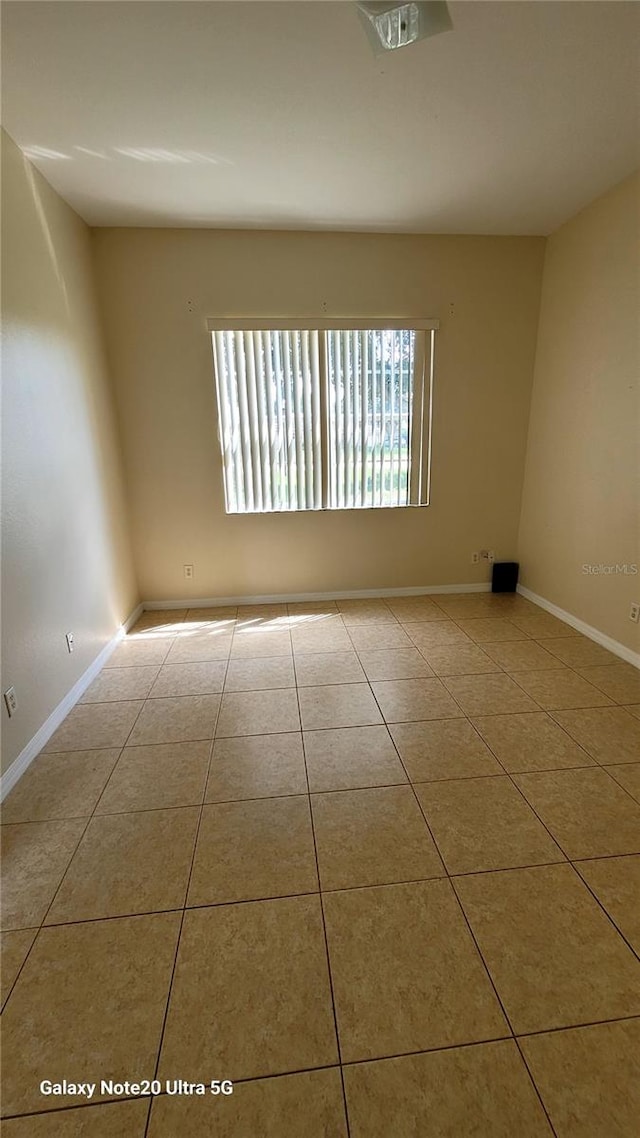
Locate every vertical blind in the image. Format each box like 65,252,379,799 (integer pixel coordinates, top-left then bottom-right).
211,324,435,514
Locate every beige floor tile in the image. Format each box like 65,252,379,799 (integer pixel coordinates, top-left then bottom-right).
165,630,233,663
509,613,580,639
542,636,620,667
577,663,640,704
552,706,640,764
420,643,499,676
186,605,238,622
312,786,444,890
149,660,226,697
1,820,86,930
80,665,160,703
216,688,300,736
347,624,413,651
416,776,563,874
472,713,593,773
1,750,120,822
434,595,501,619
513,670,613,711
371,678,463,722
287,600,339,616
298,683,382,730
128,695,221,745
291,619,352,654
455,618,529,643
188,797,317,905
230,629,292,659
483,640,565,672
158,896,338,1081
46,807,199,923
389,719,502,781
3,1103,150,1136
488,595,540,616
514,768,640,858
148,1068,347,1138
386,596,444,623
575,855,640,952
454,863,640,1033
234,619,289,637
337,600,397,625
105,636,175,668
323,879,507,1061
303,725,407,792
442,674,538,716
182,620,237,638
0,912,180,1116
358,647,433,681
131,608,188,632
96,741,210,813
605,762,640,802
224,655,295,691
294,650,366,685
520,1019,640,1138
344,1040,551,1138
206,733,307,801
1,928,37,1009
237,602,289,619
44,701,143,752
404,621,472,649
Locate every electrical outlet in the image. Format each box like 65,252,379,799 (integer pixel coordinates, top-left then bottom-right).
4,686,17,717
487,550,495,563
65,632,74,653
630,602,640,624
471,552,480,565
184,564,194,580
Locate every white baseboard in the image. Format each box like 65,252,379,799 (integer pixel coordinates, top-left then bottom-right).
517,585,640,669
0,603,143,803
144,582,492,610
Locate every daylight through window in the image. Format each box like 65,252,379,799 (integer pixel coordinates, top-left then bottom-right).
210,322,436,514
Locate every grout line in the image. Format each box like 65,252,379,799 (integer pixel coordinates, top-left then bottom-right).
600,765,640,806
7,757,631,824
3,595,638,1126
14,842,640,936
432,636,570,1138
1,698,151,1010
345,626,571,1136
295,679,352,1138
5,1012,640,1123
344,634,522,1039
25,906,185,929
594,763,640,807
463,719,640,964
512,1036,559,1136
569,864,640,965
141,628,233,1138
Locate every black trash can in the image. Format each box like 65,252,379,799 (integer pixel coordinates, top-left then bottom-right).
492,561,519,593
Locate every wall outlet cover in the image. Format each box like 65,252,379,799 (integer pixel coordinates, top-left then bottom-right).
4,687,18,717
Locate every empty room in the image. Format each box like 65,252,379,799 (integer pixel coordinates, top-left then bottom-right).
1,1,639,1134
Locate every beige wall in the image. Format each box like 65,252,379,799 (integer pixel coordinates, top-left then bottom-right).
518,171,640,653
93,229,545,601
1,132,138,774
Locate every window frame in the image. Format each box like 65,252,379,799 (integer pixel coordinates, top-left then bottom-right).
208,317,439,515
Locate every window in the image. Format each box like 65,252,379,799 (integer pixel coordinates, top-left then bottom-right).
209,319,437,514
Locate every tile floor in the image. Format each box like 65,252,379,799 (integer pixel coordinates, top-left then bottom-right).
2,592,640,1136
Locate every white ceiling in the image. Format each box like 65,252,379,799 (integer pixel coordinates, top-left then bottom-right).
3,0,639,234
